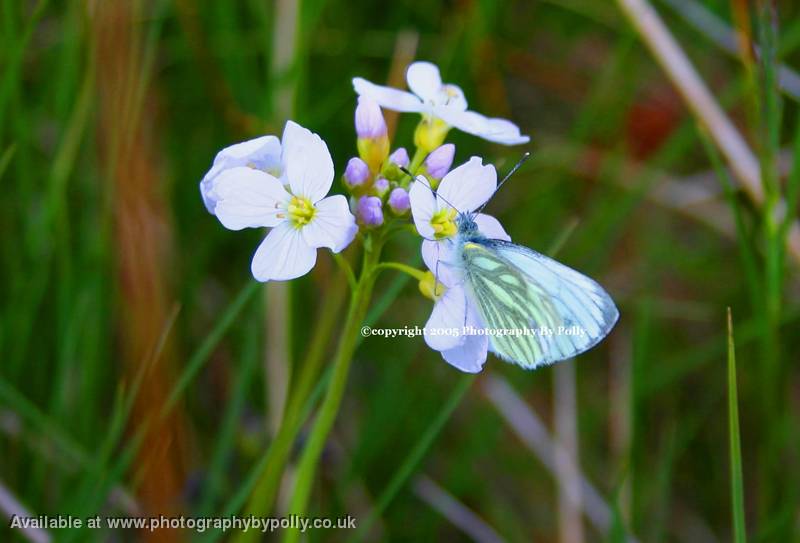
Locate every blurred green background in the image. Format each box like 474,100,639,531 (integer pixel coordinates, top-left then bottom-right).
2,0,800,541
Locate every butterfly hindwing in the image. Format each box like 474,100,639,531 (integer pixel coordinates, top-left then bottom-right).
460,239,618,369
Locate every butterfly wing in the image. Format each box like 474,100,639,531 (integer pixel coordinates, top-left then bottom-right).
461,239,618,369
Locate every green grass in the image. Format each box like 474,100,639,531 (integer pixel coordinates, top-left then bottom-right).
727,308,747,543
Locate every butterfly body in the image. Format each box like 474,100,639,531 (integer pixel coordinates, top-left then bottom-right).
448,212,619,369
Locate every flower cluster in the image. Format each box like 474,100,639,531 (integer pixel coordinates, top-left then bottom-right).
344,96,461,230
201,61,528,372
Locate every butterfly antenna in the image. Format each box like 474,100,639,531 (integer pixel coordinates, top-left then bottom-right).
400,166,462,214
475,152,531,215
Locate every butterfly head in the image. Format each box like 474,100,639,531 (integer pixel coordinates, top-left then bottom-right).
456,211,480,237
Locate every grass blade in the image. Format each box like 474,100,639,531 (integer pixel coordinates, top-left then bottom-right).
351,374,475,542
164,281,259,413
727,307,747,543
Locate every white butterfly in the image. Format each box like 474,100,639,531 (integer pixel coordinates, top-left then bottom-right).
414,156,619,370
444,213,618,369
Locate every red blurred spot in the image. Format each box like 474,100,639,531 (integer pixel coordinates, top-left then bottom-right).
625,88,682,159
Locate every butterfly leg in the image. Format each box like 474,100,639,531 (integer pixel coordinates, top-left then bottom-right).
463,290,469,329
434,242,441,296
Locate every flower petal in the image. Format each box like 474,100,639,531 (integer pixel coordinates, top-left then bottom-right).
409,178,438,239
214,135,282,170
424,284,467,351
442,333,488,373
474,213,511,241
301,195,358,253
213,167,291,230
251,222,317,282
281,121,334,202
200,135,282,212
441,303,489,372
421,239,459,287
200,173,221,213
435,108,529,145
477,117,530,145
433,108,487,136
406,61,442,103
353,77,423,113
437,84,468,111
436,157,497,214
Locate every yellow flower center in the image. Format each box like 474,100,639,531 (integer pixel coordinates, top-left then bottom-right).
429,207,457,239
287,196,316,229
419,271,447,301
443,85,461,103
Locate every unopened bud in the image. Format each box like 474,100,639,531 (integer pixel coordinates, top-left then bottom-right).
423,144,455,179
389,147,409,168
388,187,410,215
356,195,384,227
344,157,369,189
374,177,390,197
355,97,387,139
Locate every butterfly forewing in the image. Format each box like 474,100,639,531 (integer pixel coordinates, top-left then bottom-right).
461,239,618,369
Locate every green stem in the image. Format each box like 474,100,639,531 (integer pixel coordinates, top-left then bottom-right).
374,261,427,282
232,273,348,543
754,2,784,523
333,251,357,291
229,369,327,543
283,276,349,426
282,238,383,543
408,145,427,174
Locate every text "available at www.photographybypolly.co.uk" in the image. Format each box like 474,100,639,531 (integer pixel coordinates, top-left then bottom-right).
9,513,357,534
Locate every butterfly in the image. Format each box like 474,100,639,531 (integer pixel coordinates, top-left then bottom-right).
449,213,618,368
411,155,619,369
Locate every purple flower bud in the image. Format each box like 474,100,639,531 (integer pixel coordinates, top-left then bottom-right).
424,143,455,179
344,157,369,188
389,147,409,168
388,187,410,215
374,177,390,197
355,97,387,139
357,195,384,227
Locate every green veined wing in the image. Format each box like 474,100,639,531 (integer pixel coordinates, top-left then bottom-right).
461,240,618,369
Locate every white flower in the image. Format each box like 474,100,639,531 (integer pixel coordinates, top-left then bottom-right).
353,61,529,145
409,156,509,242
202,121,358,282
420,240,488,373
410,157,511,372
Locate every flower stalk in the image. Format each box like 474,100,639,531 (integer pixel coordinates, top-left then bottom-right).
232,274,348,543
282,235,384,543
408,143,427,174
375,260,428,282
